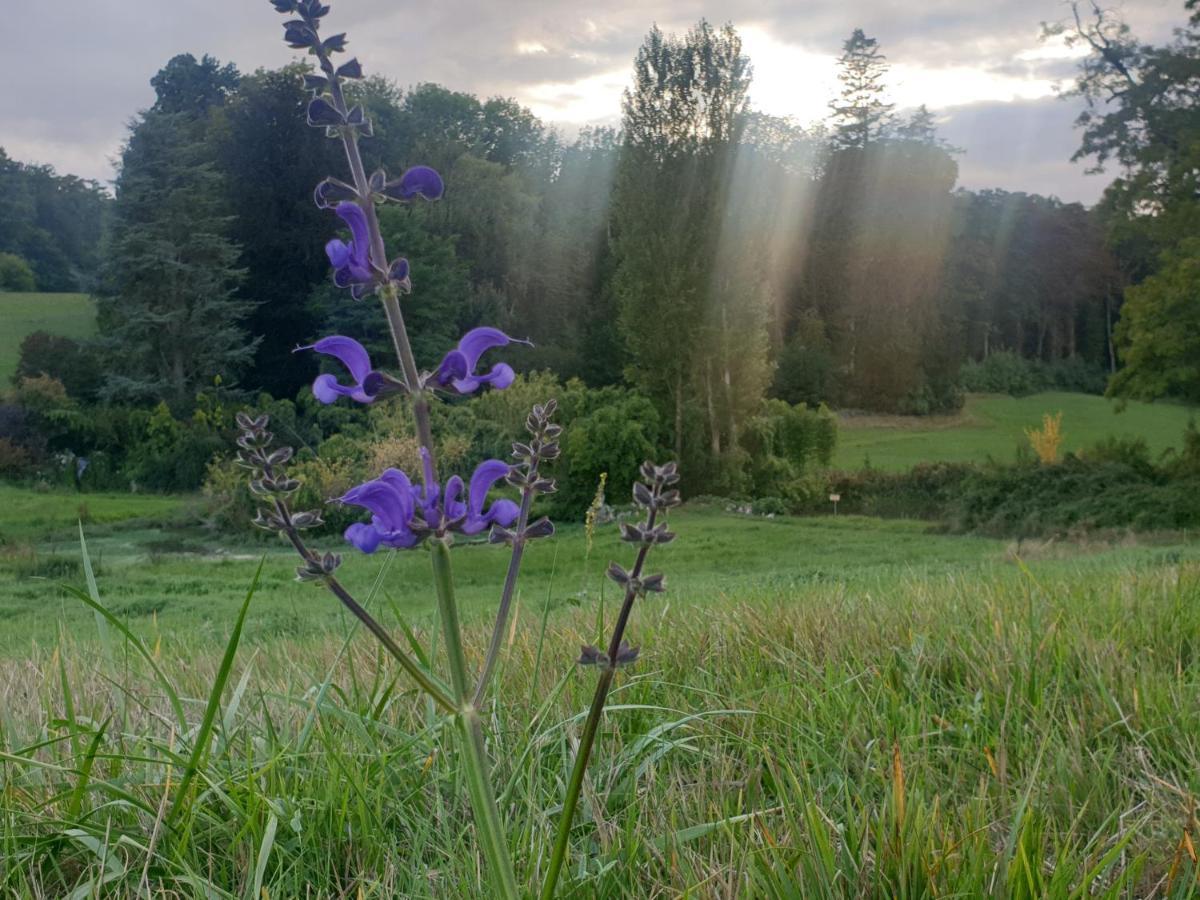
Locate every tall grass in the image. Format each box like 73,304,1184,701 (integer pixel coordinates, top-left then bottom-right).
2,557,1198,896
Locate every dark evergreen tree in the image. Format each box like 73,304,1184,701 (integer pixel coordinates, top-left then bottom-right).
96,55,257,410
829,29,895,150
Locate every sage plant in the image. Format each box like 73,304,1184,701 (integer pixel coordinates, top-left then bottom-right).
242,2,680,895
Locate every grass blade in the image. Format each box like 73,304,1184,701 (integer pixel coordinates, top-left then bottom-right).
168,557,263,825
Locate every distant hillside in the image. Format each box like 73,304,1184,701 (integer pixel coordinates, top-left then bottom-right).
835,392,1199,471
0,292,96,384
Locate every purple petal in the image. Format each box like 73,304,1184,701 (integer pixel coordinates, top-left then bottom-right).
310,335,373,383
479,362,515,391
399,165,444,200
468,459,513,518
333,202,373,274
456,327,516,370
325,239,351,269
312,373,362,405
484,498,520,527
435,349,470,387
443,475,467,521
341,475,414,532
345,522,383,554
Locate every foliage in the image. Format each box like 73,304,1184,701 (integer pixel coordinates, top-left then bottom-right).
0,251,36,292
1107,237,1200,401
14,331,102,401
829,29,894,149
0,148,109,292
95,54,257,410
958,350,1108,397
613,20,764,474
1024,411,1064,464
1056,2,1200,401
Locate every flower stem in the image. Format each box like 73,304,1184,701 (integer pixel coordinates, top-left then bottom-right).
271,499,457,713
472,485,535,706
430,537,520,898
540,508,659,900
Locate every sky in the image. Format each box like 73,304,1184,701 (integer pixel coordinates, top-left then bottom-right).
5,1,1186,204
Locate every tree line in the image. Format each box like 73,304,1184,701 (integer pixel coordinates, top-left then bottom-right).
5,2,1198,485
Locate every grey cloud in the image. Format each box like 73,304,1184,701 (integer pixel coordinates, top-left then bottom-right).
6,0,1189,196
940,95,1105,203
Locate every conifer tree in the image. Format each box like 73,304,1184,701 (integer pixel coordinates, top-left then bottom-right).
96,55,258,410
829,29,895,149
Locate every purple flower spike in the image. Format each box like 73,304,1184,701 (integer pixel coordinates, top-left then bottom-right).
435,327,531,394
298,335,379,404
325,202,375,295
340,468,420,552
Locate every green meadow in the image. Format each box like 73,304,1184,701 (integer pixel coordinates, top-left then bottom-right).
2,495,1199,895
834,391,1198,471
0,292,95,384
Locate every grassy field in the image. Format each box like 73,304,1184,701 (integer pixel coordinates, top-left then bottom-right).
835,391,1198,471
2,507,1198,895
0,291,96,384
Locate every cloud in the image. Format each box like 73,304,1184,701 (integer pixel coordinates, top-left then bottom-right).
5,0,1188,199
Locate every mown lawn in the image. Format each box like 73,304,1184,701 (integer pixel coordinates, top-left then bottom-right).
0,292,95,383
834,391,1198,471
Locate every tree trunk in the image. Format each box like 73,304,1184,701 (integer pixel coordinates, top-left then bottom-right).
721,302,737,449
705,361,720,457
1105,289,1117,374
674,371,684,463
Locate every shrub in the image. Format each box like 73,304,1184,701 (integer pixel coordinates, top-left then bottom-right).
1025,412,1063,464
959,351,1109,397
740,399,837,500
0,436,32,477
959,351,1040,396
0,252,36,292
14,332,102,399
560,393,662,514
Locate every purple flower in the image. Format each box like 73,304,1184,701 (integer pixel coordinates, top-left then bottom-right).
435,327,531,394
379,166,445,203
341,468,421,552
339,456,520,553
443,459,521,535
325,202,375,298
298,335,380,404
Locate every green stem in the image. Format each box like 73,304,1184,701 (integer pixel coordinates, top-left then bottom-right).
541,508,659,899
458,709,521,900
539,667,614,900
430,537,520,899
430,538,471,701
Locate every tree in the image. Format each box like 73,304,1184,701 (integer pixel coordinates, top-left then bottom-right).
0,148,110,292
96,55,258,410
0,252,36,291
1056,1,1200,398
1107,237,1200,401
612,21,763,471
829,29,895,149
218,64,346,398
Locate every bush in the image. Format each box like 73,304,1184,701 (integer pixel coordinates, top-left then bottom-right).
14,332,101,399
740,399,837,500
0,252,36,292
560,394,662,514
958,351,1040,396
959,351,1108,397
947,456,1200,536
